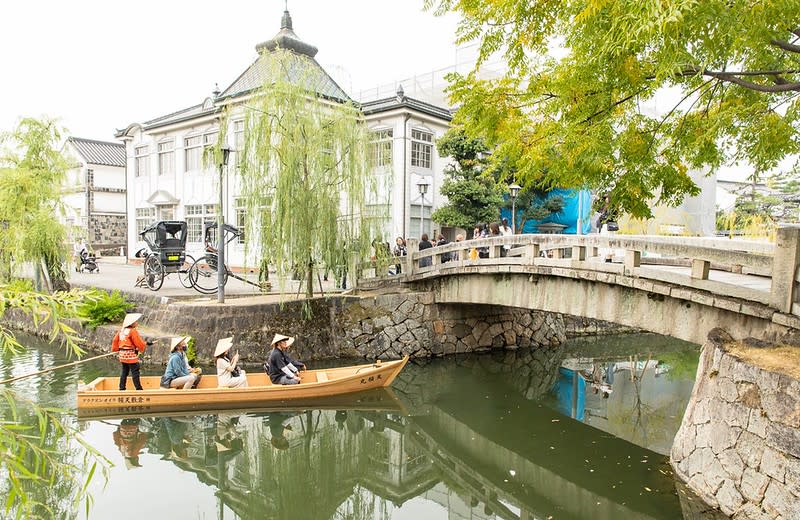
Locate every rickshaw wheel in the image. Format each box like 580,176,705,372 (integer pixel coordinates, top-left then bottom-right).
144,255,164,291
189,255,227,294
178,254,196,289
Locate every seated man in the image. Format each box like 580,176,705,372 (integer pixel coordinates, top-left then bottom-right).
160,336,201,389
267,334,306,385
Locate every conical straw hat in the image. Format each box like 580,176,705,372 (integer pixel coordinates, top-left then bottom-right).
122,313,142,328
270,333,295,347
214,337,234,357
170,336,190,352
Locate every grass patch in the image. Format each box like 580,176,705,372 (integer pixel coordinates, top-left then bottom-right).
726,343,800,379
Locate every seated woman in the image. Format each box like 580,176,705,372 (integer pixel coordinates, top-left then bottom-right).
267,334,305,385
160,336,201,389
215,337,248,388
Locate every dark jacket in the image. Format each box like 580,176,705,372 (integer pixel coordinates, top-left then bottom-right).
267,348,305,384
418,239,433,267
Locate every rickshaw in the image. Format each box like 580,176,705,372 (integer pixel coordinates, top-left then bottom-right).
138,221,194,291
186,221,240,294
188,222,267,294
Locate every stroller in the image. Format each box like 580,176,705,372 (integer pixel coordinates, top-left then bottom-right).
76,249,99,273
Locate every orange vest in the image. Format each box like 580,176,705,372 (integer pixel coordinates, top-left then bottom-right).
112,327,146,364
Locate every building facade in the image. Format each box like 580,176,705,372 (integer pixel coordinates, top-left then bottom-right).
62,137,127,253
116,10,452,268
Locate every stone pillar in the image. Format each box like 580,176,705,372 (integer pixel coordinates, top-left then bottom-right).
406,238,419,275
770,226,800,313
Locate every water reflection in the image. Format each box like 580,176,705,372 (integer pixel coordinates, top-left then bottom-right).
6,333,720,519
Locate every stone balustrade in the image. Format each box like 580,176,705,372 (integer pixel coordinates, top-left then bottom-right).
363,228,800,318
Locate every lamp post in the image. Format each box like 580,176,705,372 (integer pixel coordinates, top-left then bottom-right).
417,179,429,238
217,144,232,303
509,183,521,233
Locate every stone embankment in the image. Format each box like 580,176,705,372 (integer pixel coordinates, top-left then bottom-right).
5,289,634,366
671,329,800,519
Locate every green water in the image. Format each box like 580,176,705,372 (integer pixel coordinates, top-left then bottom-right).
1,333,719,519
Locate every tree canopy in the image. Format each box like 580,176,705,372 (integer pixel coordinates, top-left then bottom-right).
426,0,800,218
431,128,504,228
237,51,375,301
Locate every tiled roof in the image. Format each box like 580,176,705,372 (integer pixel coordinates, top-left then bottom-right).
67,137,126,167
218,51,350,103
361,95,453,121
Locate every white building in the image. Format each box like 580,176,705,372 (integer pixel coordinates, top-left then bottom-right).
61,137,127,252
116,10,452,268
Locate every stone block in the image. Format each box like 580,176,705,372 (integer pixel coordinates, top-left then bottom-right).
488,322,504,337
716,480,745,517
762,391,800,427
373,315,393,329
772,311,800,329
710,423,741,455
739,302,775,320
478,330,494,347
695,423,713,448
714,297,742,313
718,449,745,482
671,288,693,301
739,467,770,503
397,300,415,315
472,321,490,340
719,378,740,402
690,292,716,307
760,447,787,482
747,409,769,439
763,480,800,519
738,431,766,468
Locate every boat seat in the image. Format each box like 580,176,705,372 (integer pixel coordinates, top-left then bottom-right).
317,372,328,382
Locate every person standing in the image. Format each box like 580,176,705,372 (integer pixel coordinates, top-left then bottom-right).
111,313,148,391
215,337,248,388
392,237,407,274
267,334,306,385
161,336,202,389
418,233,434,267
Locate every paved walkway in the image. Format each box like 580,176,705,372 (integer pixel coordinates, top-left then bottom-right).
69,257,346,302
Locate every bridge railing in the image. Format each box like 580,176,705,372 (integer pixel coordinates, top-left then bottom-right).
361,227,800,317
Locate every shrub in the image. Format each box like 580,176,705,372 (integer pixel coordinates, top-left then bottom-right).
77,290,133,329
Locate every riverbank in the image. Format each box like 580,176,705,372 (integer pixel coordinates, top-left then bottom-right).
671,328,800,518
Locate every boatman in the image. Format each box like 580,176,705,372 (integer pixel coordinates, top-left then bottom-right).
111,313,149,391
267,334,306,385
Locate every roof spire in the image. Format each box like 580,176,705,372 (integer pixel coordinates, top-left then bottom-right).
256,6,318,57
281,7,292,30
396,84,406,102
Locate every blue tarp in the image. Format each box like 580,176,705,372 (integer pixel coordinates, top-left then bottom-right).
501,188,592,234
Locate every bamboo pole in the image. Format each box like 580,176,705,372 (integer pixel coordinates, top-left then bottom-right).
0,351,118,385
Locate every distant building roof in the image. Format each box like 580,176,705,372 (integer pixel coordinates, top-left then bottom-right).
67,137,126,167
361,88,453,121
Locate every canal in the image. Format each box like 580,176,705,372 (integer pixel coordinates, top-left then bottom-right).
1,333,722,519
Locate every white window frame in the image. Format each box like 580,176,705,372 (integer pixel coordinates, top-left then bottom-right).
411,129,433,169
184,135,202,172
185,204,218,243
235,198,246,245
135,207,156,236
158,140,175,176
372,129,393,168
134,145,149,177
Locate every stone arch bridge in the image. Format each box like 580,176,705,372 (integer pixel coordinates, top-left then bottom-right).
358,228,800,345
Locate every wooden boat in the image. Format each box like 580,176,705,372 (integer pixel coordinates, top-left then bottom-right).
77,356,409,418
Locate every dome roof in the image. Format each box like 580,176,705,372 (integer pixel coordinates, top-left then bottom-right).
255,10,318,58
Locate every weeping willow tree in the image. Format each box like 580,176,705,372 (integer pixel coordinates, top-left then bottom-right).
0,117,71,289
238,50,376,304
0,282,110,518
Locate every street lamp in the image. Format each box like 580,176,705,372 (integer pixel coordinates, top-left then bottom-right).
417,179,430,238
217,144,233,303
509,183,521,233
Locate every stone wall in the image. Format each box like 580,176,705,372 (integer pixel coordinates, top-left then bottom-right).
671,329,800,519
4,289,631,367
89,213,126,252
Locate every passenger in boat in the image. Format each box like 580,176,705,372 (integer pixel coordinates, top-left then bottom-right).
161,336,202,389
267,334,306,385
215,337,248,388
111,313,149,391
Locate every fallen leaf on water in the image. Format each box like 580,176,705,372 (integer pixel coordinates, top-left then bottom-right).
551,419,560,422
644,487,652,492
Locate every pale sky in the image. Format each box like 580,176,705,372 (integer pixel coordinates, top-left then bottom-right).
0,0,462,141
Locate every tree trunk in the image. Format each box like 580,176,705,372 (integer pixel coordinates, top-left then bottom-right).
306,257,314,299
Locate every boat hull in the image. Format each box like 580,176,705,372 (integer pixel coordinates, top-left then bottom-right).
77,357,409,418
